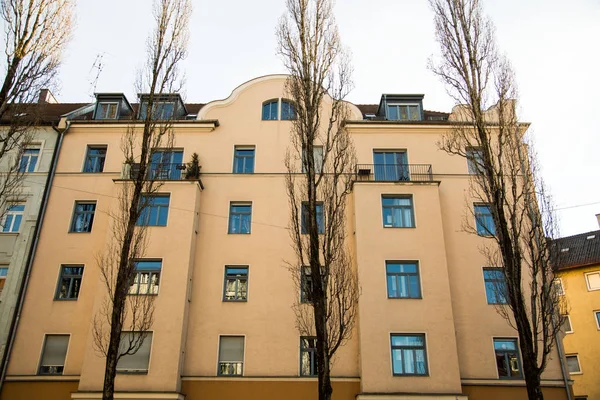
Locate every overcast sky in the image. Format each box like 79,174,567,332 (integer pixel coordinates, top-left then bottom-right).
52,0,600,236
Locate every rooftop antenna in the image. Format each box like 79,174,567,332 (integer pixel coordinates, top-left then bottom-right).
87,53,105,99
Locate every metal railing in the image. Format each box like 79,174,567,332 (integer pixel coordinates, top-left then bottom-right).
354,164,433,182
122,162,187,180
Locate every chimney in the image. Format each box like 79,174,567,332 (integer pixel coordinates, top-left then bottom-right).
596,213,600,229
38,89,58,104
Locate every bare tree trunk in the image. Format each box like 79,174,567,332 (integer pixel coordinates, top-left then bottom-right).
278,2,359,400
429,1,565,399
91,1,191,399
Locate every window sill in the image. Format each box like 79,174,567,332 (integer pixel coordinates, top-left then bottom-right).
388,296,423,300
128,293,159,297
228,232,251,235
116,370,148,375
223,299,248,303
498,376,524,380
392,373,429,377
53,298,79,301
383,226,416,229
68,231,92,234
0,232,19,236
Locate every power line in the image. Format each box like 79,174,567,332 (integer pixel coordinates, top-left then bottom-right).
553,201,600,211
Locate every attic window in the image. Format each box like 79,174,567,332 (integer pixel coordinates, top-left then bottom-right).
97,102,118,119
561,248,569,253
365,113,376,119
587,235,596,240
387,104,420,121
140,101,175,120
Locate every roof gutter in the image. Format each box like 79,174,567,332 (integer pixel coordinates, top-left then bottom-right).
0,119,71,393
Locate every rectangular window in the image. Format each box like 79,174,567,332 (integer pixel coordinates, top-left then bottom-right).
0,267,8,296
466,147,483,174
19,146,40,173
281,100,296,120
373,151,409,181
566,354,582,374
233,147,255,174
137,195,170,226
302,146,324,174
2,203,25,233
300,266,325,303
382,196,415,228
129,260,161,295
218,336,244,376
55,265,83,300
83,146,107,173
116,332,152,373
223,266,248,301
494,338,522,379
595,311,600,330
301,202,324,234
562,315,573,334
386,261,421,299
140,102,175,120
390,334,428,376
262,100,278,120
387,104,420,121
475,204,496,236
300,336,317,376
553,278,565,296
149,150,184,180
38,335,69,375
70,202,96,233
96,102,118,119
483,268,508,304
585,271,600,291
228,203,252,234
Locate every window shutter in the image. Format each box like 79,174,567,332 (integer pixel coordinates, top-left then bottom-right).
41,335,69,366
117,332,152,371
219,336,244,362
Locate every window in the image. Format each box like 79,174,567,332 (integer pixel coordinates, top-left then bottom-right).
223,266,248,301
83,146,107,173
233,147,255,174
137,195,170,226
387,104,420,121
553,278,565,296
140,101,175,120
483,268,508,304
301,202,324,234
19,146,40,173
116,332,152,373
38,335,69,375
466,147,483,174
300,266,325,303
584,271,600,291
70,202,96,233
300,336,317,376
390,334,428,376
386,261,421,299
475,204,496,236
96,102,118,119
2,203,24,233
262,100,278,120
281,100,296,120
302,146,324,174
0,267,8,296
595,311,600,330
228,203,252,234
382,196,415,228
373,151,409,181
562,315,573,334
218,336,244,376
494,338,522,379
55,265,83,300
566,354,582,374
129,260,161,295
149,150,183,180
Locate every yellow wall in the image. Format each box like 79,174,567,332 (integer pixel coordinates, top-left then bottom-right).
558,263,600,399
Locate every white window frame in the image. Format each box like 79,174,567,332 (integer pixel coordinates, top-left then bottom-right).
563,314,573,334
566,354,582,375
96,102,119,119
20,144,41,173
2,202,25,233
584,271,600,291
0,266,8,296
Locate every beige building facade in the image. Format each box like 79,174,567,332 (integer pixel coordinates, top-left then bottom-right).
1,76,570,400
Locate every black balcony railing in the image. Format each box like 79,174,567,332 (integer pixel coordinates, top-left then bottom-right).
354,164,433,182
125,162,187,180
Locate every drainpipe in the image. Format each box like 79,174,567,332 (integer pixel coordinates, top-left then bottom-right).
0,120,70,393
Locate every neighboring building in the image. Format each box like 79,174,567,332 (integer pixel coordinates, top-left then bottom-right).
554,217,600,400
0,76,570,400
0,93,84,371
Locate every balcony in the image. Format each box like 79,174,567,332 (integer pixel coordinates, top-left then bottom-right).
121,162,188,180
354,164,433,182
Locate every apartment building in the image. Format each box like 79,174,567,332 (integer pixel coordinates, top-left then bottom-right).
554,217,600,400
0,75,570,400
0,92,84,370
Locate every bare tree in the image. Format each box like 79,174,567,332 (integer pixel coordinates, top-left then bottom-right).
277,1,359,399
91,1,190,399
429,0,565,398
0,0,73,222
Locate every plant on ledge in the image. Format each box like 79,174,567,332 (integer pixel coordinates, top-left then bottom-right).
185,152,200,179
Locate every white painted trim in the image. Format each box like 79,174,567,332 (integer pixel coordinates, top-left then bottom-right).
584,271,600,291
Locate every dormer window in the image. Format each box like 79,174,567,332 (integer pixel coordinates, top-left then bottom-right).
387,104,420,121
97,102,119,119
140,101,175,120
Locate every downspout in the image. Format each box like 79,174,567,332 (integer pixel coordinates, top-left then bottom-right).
0,120,70,393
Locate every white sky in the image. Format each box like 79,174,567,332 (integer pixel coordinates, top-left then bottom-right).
54,0,599,236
